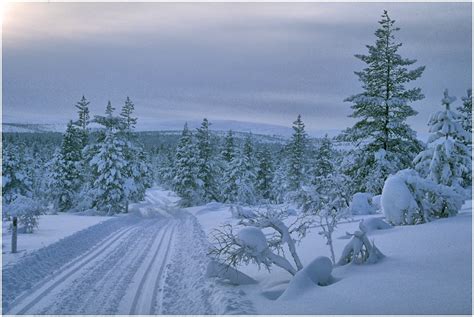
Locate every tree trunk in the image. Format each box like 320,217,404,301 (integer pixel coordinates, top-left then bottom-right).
11,216,18,253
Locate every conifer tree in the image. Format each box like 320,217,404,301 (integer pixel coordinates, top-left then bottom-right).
256,147,274,201
310,134,335,182
413,89,471,217
287,114,308,193
232,135,257,204
221,130,239,203
120,97,138,131
89,128,127,215
53,121,84,211
341,10,425,194
458,89,472,135
195,118,217,202
2,145,33,206
74,95,90,148
173,123,199,206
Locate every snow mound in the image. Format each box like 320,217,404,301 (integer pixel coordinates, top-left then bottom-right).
206,260,257,285
196,202,227,215
381,174,417,225
349,192,376,215
279,256,333,300
237,227,268,254
372,195,382,211
359,218,392,233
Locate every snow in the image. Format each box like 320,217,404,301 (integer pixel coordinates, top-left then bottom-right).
381,173,417,225
237,227,268,254
2,214,113,265
192,198,472,314
349,192,376,215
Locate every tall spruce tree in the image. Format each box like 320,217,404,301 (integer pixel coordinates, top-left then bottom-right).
196,118,217,202
232,135,257,204
89,128,127,215
74,95,90,148
458,89,472,135
2,145,33,206
287,114,308,193
87,103,128,214
48,121,83,211
173,123,199,206
341,10,425,194
221,130,239,202
120,97,138,131
310,134,335,183
256,147,274,201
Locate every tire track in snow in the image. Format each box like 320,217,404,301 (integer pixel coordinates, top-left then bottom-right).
40,219,161,314
150,223,176,314
128,221,176,315
8,223,141,315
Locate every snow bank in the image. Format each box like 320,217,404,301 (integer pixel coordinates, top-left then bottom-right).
2,214,114,265
279,256,333,300
381,174,417,225
359,218,392,233
206,260,257,285
372,195,382,211
349,192,376,215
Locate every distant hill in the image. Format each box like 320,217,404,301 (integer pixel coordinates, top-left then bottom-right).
2,119,341,138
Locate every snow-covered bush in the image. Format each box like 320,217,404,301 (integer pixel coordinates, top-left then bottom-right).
349,192,376,215
210,205,314,275
209,224,298,275
5,195,43,233
297,172,351,264
337,222,384,265
382,169,464,225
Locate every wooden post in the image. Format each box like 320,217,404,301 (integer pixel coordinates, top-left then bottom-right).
11,216,18,253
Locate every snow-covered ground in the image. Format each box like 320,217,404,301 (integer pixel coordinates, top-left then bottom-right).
190,199,472,315
2,188,252,314
2,214,113,265
3,188,471,315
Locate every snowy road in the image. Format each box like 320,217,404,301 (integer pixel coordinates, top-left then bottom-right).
3,190,253,315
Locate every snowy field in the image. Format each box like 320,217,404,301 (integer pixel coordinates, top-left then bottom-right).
190,199,473,315
2,188,472,315
2,214,113,265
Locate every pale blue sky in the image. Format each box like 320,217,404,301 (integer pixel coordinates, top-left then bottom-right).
3,2,472,133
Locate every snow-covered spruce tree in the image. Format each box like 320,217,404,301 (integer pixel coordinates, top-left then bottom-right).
74,95,90,149
458,89,472,187
232,135,258,205
221,130,239,203
47,121,84,212
458,89,472,135
308,134,335,183
120,96,138,132
195,118,218,202
119,98,152,210
287,115,308,194
340,10,425,194
413,90,471,217
173,123,199,207
2,145,33,207
86,103,128,215
256,147,274,201
271,150,290,203
89,127,127,215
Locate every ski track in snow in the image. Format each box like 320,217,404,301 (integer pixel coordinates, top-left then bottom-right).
3,189,254,315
